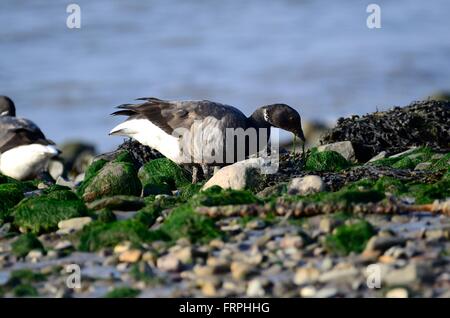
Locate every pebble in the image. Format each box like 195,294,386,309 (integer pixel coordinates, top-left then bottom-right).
279,235,304,249
383,263,423,286
300,286,317,298
114,242,132,254
315,287,338,298
317,141,355,162
246,279,265,297
288,175,325,195
414,162,432,170
294,267,320,285
57,217,92,232
231,261,253,280
319,267,359,283
119,249,142,263
54,240,73,251
157,254,181,272
386,288,409,298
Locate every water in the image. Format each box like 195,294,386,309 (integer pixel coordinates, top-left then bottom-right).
1,0,449,152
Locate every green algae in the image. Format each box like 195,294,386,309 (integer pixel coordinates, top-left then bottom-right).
371,147,436,169
138,158,190,195
76,158,108,196
7,269,46,286
159,204,221,244
45,189,79,201
96,208,116,223
105,287,140,298
326,220,376,255
13,196,88,234
13,284,38,297
194,186,260,206
11,233,44,258
305,149,350,172
0,183,25,220
78,220,166,251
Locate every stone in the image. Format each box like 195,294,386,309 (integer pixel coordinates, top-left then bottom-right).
54,240,73,251
202,158,265,190
157,254,181,272
315,287,338,298
201,280,218,297
390,147,418,158
319,217,340,234
300,286,317,297
280,235,304,249
55,176,76,189
27,249,44,261
318,267,359,283
119,249,142,263
246,279,265,297
294,267,320,285
287,175,325,195
113,241,132,254
57,217,92,232
48,160,64,181
0,223,11,239
414,162,432,170
362,236,407,257
231,261,253,280
317,141,355,162
383,263,425,286
367,151,387,163
169,246,192,264
86,195,145,211
386,288,408,298
245,219,266,230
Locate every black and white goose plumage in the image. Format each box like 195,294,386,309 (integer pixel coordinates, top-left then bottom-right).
109,97,305,181
0,96,59,180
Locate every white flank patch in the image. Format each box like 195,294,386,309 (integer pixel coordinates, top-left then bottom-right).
0,144,58,180
0,111,9,116
110,119,183,163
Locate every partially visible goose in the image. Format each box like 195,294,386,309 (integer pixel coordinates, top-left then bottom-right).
0,96,59,180
109,98,305,182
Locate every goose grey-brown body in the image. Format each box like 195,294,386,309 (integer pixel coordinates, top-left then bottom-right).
110,97,305,181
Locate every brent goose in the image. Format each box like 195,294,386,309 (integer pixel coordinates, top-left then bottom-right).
0,96,59,180
110,98,305,182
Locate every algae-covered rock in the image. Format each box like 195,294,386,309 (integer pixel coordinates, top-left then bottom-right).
11,233,44,258
138,158,190,195
105,287,140,298
13,196,88,234
305,149,350,172
87,195,145,211
81,161,142,202
193,186,260,207
78,220,160,251
288,175,325,195
326,220,376,255
159,204,221,243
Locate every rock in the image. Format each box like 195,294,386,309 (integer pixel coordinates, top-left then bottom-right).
55,176,76,189
414,162,432,170
390,147,418,158
383,263,426,286
319,217,341,234
317,141,355,162
280,235,304,249
57,217,92,232
48,160,64,181
54,240,73,251
257,183,286,197
201,280,218,297
119,249,142,263
315,287,338,298
26,249,44,261
287,175,325,195
294,267,320,285
202,158,266,190
386,288,409,298
231,261,253,280
86,196,145,211
168,246,192,264
367,151,387,163
113,241,132,254
245,219,266,230
157,254,181,272
300,286,317,297
82,161,142,202
362,236,407,257
318,267,359,283
246,279,265,297
425,227,450,240
0,223,11,239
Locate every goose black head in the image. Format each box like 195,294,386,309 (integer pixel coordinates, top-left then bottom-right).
260,103,305,142
0,96,16,117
